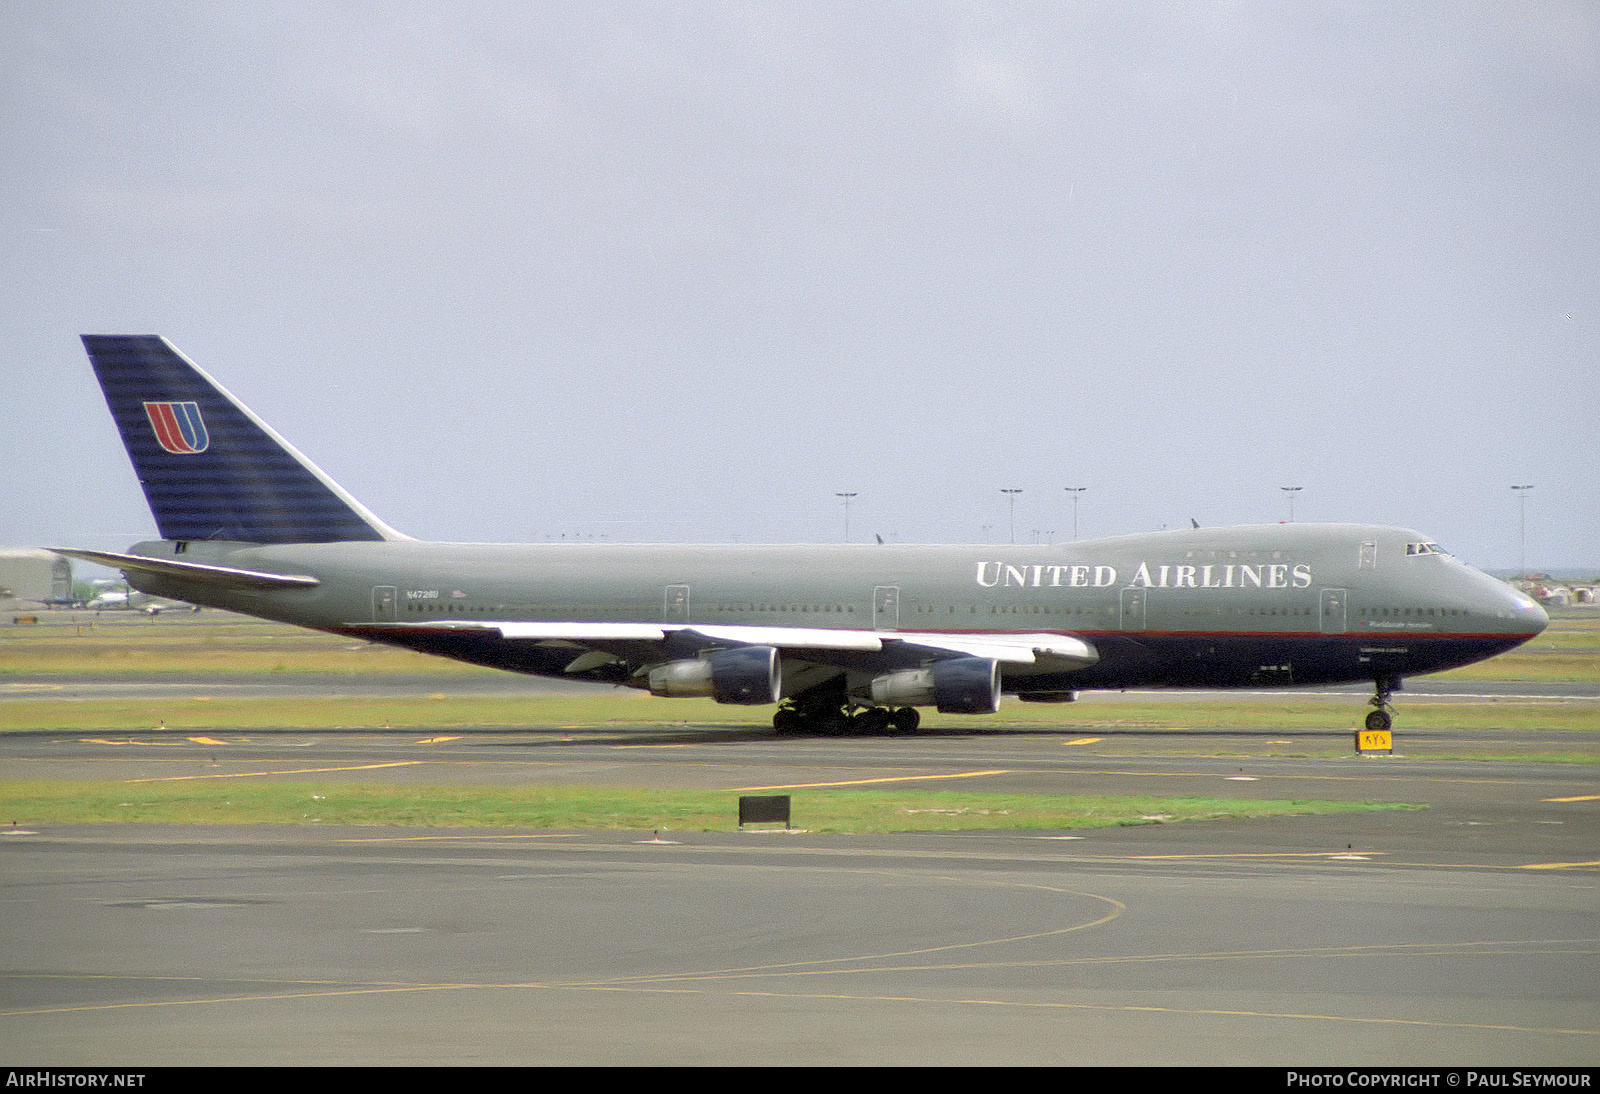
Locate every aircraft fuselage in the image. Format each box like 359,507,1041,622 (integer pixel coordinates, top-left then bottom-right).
117,521,1545,696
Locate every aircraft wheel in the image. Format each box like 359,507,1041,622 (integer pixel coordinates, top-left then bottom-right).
794,707,846,736
855,708,892,736
773,708,802,734
1366,675,1398,734
890,707,921,734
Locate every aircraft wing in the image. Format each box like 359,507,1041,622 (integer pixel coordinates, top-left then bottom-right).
671,625,1098,669
363,620,1097,670
885,631,1098,668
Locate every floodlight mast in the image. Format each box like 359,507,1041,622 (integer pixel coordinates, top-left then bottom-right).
1281,486,1302,522
1511,484,1533,578
1000,489,1023,544
835,492,857,543
1064,486,1086,540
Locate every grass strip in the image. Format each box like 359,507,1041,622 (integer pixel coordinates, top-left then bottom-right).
0,779,1421,833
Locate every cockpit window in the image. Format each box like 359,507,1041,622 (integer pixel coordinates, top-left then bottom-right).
1405,542,1450,557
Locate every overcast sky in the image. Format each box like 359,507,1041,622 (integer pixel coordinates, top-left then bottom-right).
3,2,1596,570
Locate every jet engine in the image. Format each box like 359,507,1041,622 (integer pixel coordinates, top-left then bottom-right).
646,645,782,705
869,656,1001,714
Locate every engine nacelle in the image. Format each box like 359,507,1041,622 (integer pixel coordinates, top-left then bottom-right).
869,656,1001,714
647,645,781,705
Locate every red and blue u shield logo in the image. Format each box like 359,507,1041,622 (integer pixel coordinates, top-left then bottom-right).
143,401,210,454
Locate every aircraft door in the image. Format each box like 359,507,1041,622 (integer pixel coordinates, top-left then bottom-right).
663,584,690,623
372,586,397,622
1119,588,1146,631
873,586,899,631
1319,588,1348,635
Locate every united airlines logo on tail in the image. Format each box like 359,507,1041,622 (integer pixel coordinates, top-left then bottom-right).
143,401,210,454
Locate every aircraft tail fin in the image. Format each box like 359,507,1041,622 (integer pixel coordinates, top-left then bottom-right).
81,335,406,544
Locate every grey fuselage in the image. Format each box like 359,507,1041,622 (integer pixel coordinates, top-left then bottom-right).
120,521,1546,697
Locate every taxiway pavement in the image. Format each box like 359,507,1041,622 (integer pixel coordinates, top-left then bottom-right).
2,722,1596,1065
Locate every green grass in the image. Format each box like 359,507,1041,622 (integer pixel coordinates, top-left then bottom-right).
0,779,1422,832
0,620,487,676
1,612,1593,843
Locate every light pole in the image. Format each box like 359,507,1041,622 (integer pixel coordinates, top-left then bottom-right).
1512,484,1533,578
835,492,857,543
1000,489,1023,545
1064,487,1086,540
1281,486,1302,522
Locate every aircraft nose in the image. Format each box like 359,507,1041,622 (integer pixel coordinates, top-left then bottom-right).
1517,593,1550,637
1492,579,1548,637
1461,565,1547,639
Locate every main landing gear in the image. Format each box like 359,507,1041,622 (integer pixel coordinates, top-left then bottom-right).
772,703,920,736
771,679,921,736
1365,674,1400,732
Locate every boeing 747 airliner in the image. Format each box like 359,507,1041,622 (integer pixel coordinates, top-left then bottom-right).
54,335,1548,735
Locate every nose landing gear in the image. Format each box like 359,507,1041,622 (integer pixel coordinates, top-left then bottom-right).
1365,675,1400,732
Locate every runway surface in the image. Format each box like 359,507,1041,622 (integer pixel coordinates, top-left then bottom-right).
3,720,1597,1065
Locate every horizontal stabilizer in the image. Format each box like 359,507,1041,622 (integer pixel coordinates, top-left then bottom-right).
48,548,320,590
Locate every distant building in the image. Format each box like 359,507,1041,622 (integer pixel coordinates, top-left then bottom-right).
1534,585,1570,606
1523,580,1600,608
0,548,73,607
